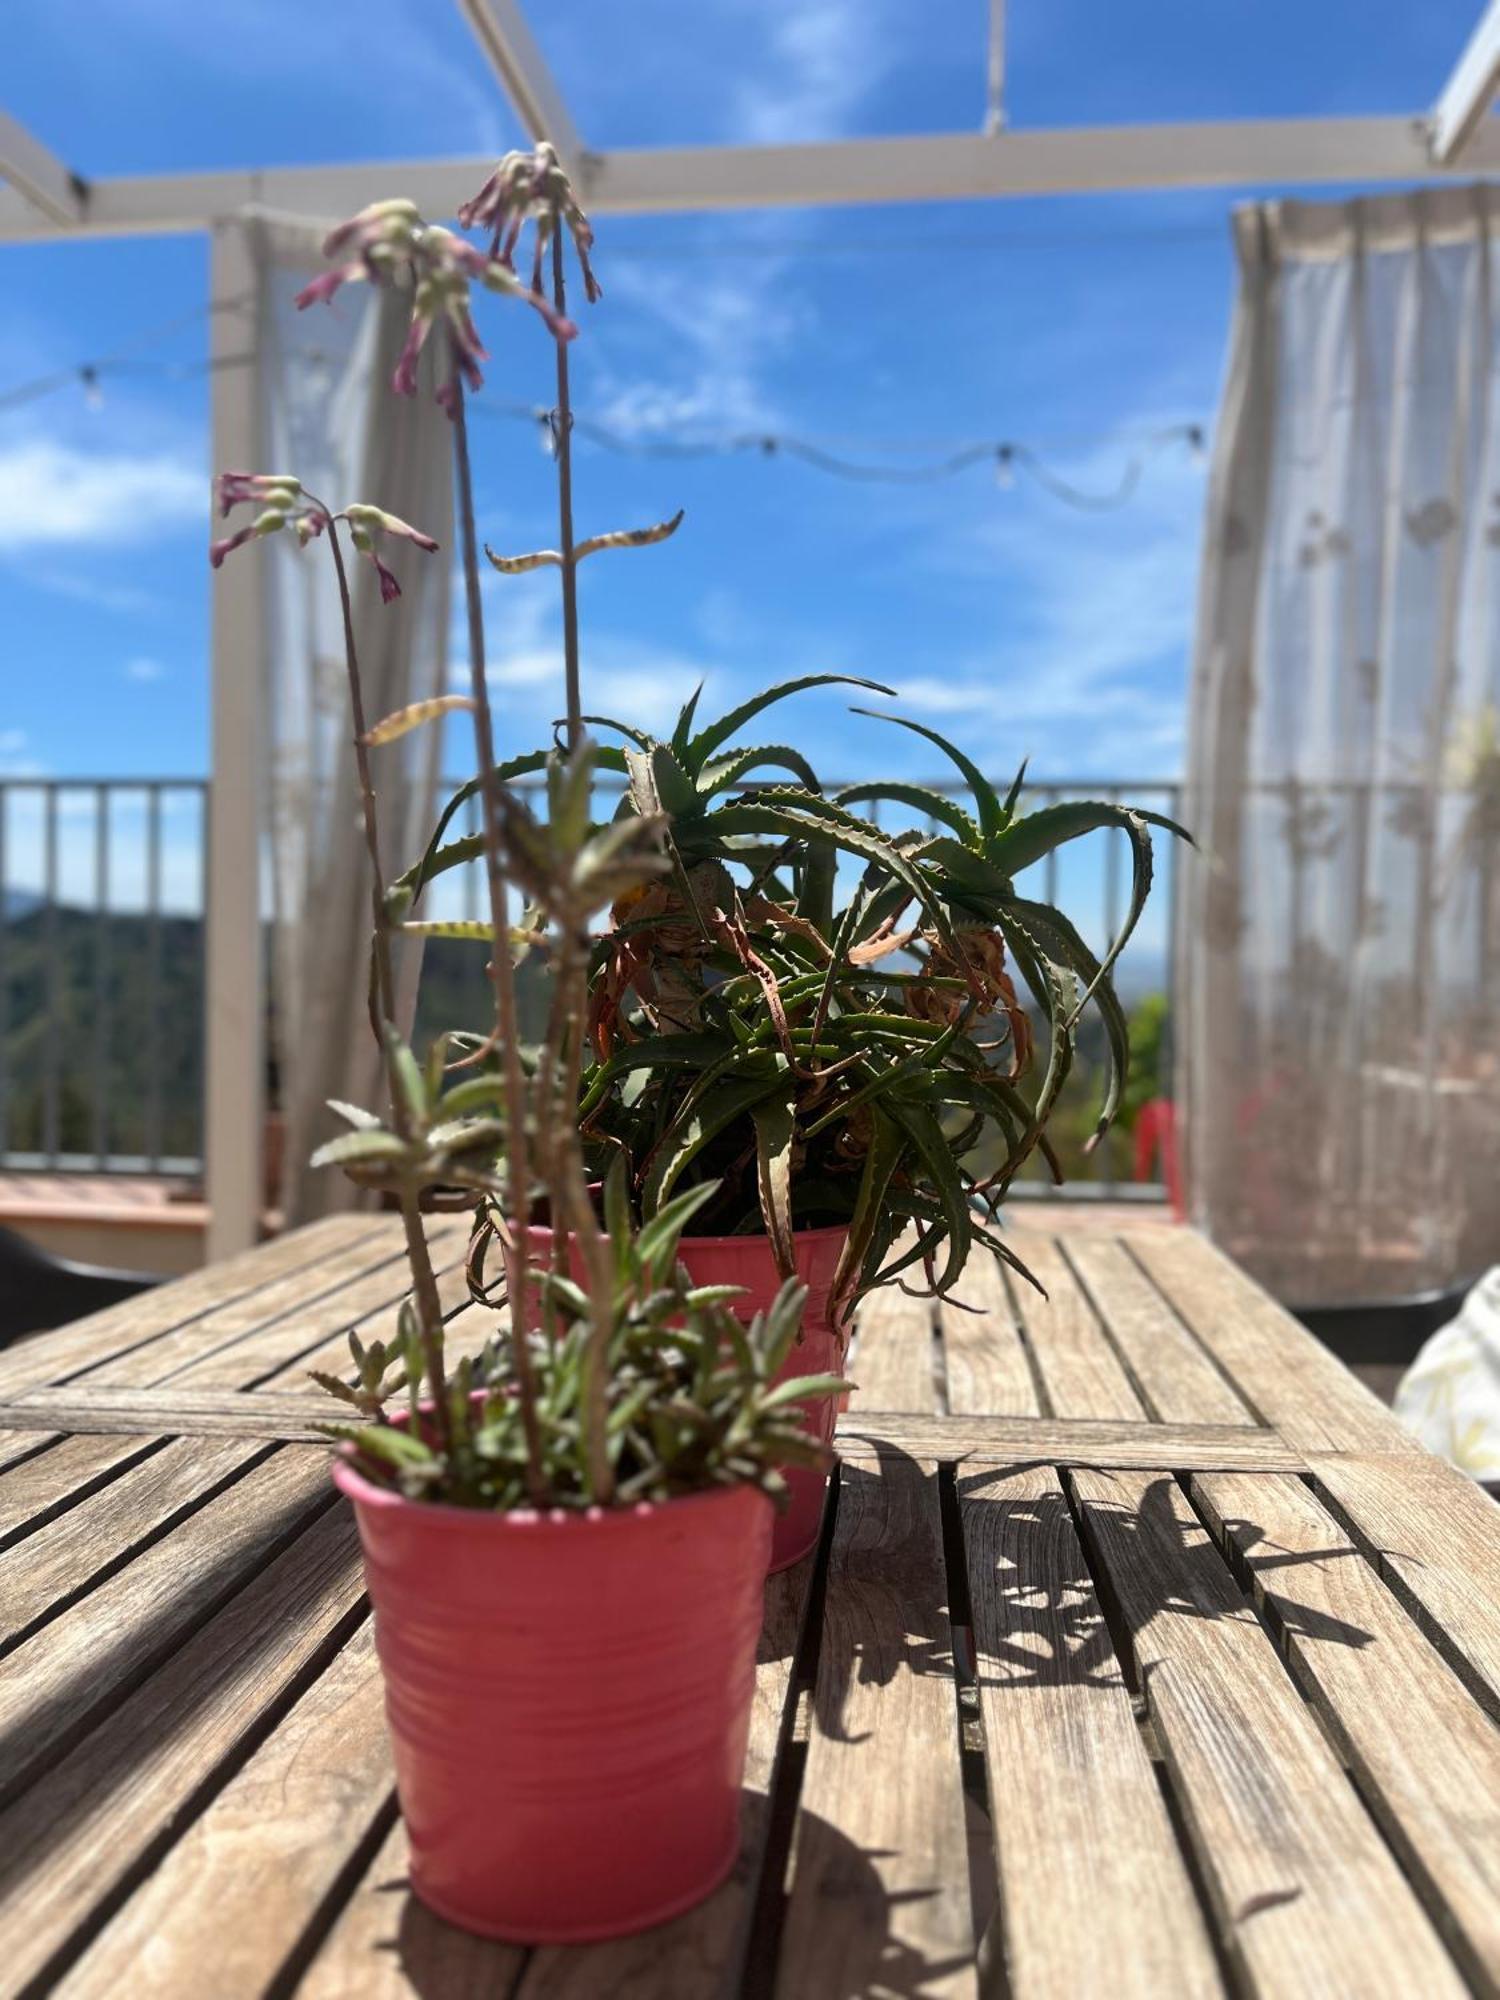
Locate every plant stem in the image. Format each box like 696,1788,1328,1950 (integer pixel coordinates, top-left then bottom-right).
447,352,547,1504
551,228,582,749
545,225,613,1500
325,516,451,1449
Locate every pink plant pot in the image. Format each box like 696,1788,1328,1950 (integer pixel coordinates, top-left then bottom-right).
514,1220,848,1572
335,1455,772,1942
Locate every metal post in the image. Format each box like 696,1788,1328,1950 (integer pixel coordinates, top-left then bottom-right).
204,218,265,1259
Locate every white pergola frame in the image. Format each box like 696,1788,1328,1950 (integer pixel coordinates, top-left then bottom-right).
5,0,1500,1257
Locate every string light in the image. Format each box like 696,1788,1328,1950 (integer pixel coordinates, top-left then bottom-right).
0,297,1210,512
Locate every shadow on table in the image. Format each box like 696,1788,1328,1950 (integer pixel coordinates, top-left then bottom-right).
951,1463,1375,1691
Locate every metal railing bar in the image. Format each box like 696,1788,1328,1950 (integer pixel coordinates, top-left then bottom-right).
42,786,60,1167
92,785,110,1167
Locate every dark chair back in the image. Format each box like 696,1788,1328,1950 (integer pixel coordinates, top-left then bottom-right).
0,1225,160,1346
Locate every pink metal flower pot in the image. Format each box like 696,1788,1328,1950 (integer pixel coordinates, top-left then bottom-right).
334,1459,772,1942
515,1220,848,1572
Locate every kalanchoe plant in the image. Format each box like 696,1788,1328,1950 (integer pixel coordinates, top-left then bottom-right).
212,143,840,1512
315,1159,839,1510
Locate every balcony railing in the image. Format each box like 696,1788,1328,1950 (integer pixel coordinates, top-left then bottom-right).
0,775,1183,1201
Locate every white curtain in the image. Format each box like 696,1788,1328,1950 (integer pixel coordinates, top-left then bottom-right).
1180,184,1500,1305
249,218,453,1223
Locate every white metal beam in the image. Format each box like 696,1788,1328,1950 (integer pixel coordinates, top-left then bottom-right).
0,110,85,226
1,115,1495,246
454,0,582,166
203,221,265,1262
1429,0,1500,163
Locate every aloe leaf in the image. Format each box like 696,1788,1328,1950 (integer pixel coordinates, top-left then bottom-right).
641,1068,788,1216
834,781,981,845
706,799,956,951
751,1085,797,1278
1001,757,1029,822
830,1105,905,1315
698,743,821,796
671,681,705,759
580,712,653,751
881,1096,970,1294
849,708,1006,842
1005,893,1131,1139
579,1032,733,1120
625,742,699,822
688,674,895,769
636,1177,724,1267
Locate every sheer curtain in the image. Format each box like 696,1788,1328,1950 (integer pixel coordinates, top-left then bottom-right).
1180,185,1500,1303
249,217,453,1223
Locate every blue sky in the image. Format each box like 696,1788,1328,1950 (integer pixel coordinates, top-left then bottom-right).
0,0,1483,829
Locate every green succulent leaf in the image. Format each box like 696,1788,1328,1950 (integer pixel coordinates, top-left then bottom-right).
309,1129,407,1170
833,781,982,845
849,708,1006,843
687,674,896,772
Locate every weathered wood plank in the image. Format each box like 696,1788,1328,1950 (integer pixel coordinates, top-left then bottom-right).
1128,1229,1421,1453
0,1389,341,1441
512,1555,818,1998
1065,1235,1253,1426
291,1811,526,2000
1073,1467,1465,1998
0,1506,365,1997
0,1432,158,1544
1008,1235,1144,1419
0,1435,264,1646
1195,1468,1500,1991
1309,1451,1500,1715
938,1249,1040,1418
53,1621,390,1999
0,1430,58,1476
836,1413,1304,1473
847,1282,935,1416
74,1228,422,1390
960,1467,1221,2000
777,1457,975,1998
0,1215,385,1397
0,1446,331,1805
279,1257,485,1391
170,1219,470,1391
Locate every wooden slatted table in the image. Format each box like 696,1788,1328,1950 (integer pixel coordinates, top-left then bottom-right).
3,1214,1500,1997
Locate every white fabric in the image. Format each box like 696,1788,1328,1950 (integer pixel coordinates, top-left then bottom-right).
1396,1267,1500,1479
250,219,453,1222
1180,185,1500,1304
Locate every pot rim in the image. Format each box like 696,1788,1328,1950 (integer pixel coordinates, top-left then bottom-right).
332,1445,769,1534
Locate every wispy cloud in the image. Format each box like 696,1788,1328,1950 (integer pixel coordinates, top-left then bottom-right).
0,438,202,549
727,0,891,144
124,655,167,683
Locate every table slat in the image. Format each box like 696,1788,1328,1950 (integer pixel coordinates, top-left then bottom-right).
1195,1468,1500,1990
1128,1231,1421,1454
777,1457,974,1998
53,1620,389,1999
837,1413,1303,1473
847,1285,936,1415
0,1432,157,1544
0,1215,383,1397
961,1466,1222,1999
939,1250,1040,1417
1073,1467,1465,1998
1009,1236,1143,1419
0,1505,364,1997
0,1435,264,1647
0,1446,330,1806
1310,1450,1500,1715
1066,1236,1254,1426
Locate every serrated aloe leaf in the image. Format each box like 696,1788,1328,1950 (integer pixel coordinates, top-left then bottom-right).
831,1105,905,1316
688,674,895,769
752,1085,797,1279
849,707,1005,842
641,1069,788,1216
699,743,821,796
834,781,981,845
1005,893,1131,1138
671,680,705,759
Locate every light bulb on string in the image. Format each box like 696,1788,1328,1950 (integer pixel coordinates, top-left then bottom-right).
1186,424,1207,466
537,408,558,458
79,366,104,412
994,444,1015,490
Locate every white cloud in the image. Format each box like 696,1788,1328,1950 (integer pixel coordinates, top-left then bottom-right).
728,0,890,144
0,438,202,549
124,656,167,683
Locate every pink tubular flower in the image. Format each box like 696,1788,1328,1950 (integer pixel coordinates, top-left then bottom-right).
456,142,601,304
295,200,572,407
344,502,441,602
